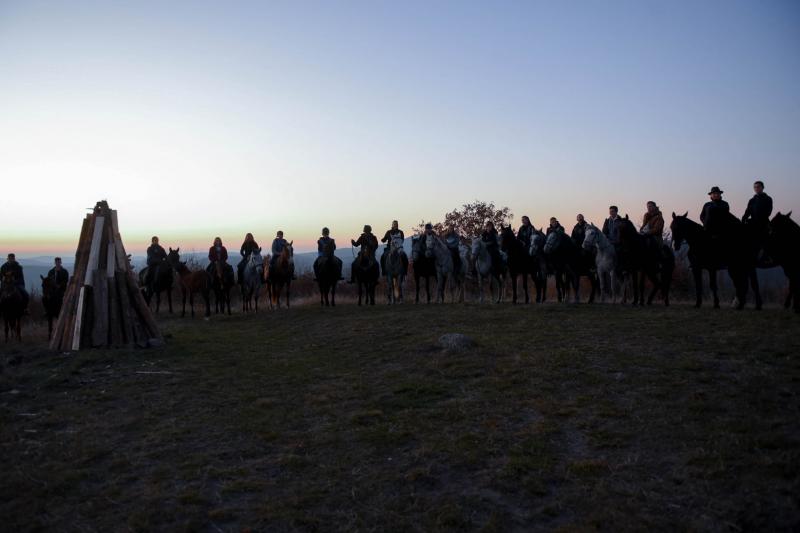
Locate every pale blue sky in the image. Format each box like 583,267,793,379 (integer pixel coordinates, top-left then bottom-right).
1,0,798,254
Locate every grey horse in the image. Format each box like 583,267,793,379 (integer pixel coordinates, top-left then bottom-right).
425,234,454,303
472,237,505,303
384,236,407,304
241,248,264,312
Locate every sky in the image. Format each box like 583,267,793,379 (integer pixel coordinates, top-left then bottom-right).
2,0,799,256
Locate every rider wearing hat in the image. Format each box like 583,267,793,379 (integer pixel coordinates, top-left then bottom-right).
700,186,730,227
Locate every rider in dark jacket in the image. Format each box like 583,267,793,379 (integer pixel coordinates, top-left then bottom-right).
0,253,28,308
145,236,167,286
47,257,69,293
571,214,588,246
444,226,461,273
349,225,378,283
602,206,623,246
381,220,405,245
700,186,730,231
742,180,774,263
207,237,229,276
481,221,503,268
517,216,534,249
238,233,259,284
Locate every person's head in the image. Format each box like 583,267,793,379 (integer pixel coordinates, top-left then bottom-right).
576,214,585,223
708,186,723,200
424,223,433,233
522,215,531,226
7,253,15,262
647,201,658,213
322,227,330,236
754,180,764,194
449,225,456,233
213,237,222,247
245,232,254,242
549,217,558,227
609,206,619,217
54,257,62,268
391,220,398,230
363,225,372,234
484,220,495,231
151,236,159,245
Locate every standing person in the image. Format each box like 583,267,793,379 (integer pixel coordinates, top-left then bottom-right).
546,217,564,235
699,186,730,228
517,215,534,250
571,214,588,246
145,236,167,286
238,233,260,284
47,257,69,294
602,206,623,246
349,225,379,283
0,253,28,307
640,201,665,245
207,237,228,275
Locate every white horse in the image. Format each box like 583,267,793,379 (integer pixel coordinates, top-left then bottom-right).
582,224,618,303
425,234,454,303
471,237,504,303
241,248,264,312
383,236,407,304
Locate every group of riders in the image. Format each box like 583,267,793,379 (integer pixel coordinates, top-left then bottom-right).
0,180,777,306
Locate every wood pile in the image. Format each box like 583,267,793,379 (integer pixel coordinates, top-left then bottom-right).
49,201,162,351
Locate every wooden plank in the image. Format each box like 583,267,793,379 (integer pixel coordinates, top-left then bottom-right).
91,270,108,347
108,277,123,346
50,216,91,350
110,210,127,271
84,216,105,286
116,274,135,345
71,286,86,351
126,273,162,341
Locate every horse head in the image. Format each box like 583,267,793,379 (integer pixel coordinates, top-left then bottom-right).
669,211,693,250
543,231,559,254
582,225,598,251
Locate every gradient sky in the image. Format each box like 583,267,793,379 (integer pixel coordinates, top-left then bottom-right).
2,0,799,256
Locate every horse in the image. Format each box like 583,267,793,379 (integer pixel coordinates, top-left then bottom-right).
269,242,294,308
767,212,800,312
411,235,436,303
138,259,174,313
528,229,549,303
382,236,407,304
314,241,342,306
167,247,212,318
210,260,235,315
582,224,619,303
471,237,505,303
616,216,673,306
499,225,533,304
544,230,598,303
241,248,264,312
40,274,66,339
425,234,454,303
1,272,26,342
352,242,379,306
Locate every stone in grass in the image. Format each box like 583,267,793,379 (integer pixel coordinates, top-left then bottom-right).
437,333,475,352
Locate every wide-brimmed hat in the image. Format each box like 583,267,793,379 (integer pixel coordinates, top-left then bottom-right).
708,186,723,195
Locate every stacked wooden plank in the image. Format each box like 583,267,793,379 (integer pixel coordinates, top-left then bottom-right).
49,201,162,351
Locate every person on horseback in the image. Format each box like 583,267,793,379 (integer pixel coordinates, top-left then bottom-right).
571,214,588,246
145,236,167,286
207,237,229,276
0,253,28,308
349,225,378,283
602,206,623,247
742,180,773,265
700,186,730,230
518,215,534,249
238,232,259,284
546,217,565,235
444,225,462,273
640,201,665,245
481,221,504,268
380,220,407,276
47,257,69,293
314,227,343,281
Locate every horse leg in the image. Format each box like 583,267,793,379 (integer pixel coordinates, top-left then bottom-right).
286,282,291,308
709,269,720,309
331,282,337,307
203,290,211,318
691,268,702,308
181,288,187,317
750,269,762,310
425,276,431,304
168,288,173,314
189,292,195,318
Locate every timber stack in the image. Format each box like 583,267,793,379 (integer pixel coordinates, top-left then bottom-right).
49,200,162,351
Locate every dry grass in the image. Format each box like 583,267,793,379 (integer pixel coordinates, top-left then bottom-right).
1,302,799,531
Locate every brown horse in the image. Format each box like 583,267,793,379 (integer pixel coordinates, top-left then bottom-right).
167,248,212,318
1,272,26,342
268,242,294,308
41,274,66,339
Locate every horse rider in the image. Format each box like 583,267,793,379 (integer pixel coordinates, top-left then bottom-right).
517,215,535,250
315,227,343,280
742,180,773,264
602,205,623,247
380,220,407,274
571,214,588,246
0,253,29,308
481,221,504,268
546,217,565,235
47,257,69,295
349,225,379,283
238,232,260,284
145,236,167,286
640,201,665,246
444,225,461,273
207,237,229,276
700,186,730,230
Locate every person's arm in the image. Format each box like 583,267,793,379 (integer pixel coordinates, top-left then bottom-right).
742,199,753,222
765,196,773,219
700,205,708,225
653,216,664,236
222,247,228,262
380,231,389,243
602,219,609,236
208,248,215,261
399,230,405,240
331,239,336,251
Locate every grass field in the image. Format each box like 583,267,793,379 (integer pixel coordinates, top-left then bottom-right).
1,303,799,531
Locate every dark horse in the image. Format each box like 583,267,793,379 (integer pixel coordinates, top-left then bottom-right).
499,225,533,304
616,216,674,306
210,260,235,315
167,248,211,318
314,241,342,307
268,242,294,308
544,230,597,303
139,259,174,313
353,242,379,306
411,235,436,304
670,212,757,309
40,274,66,339
767,212,800,313
1,272,26,342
